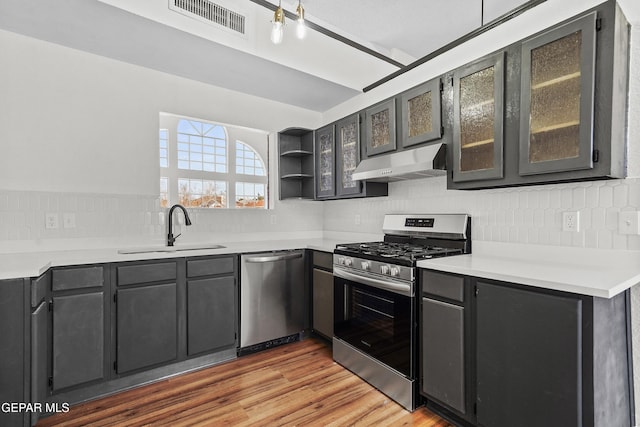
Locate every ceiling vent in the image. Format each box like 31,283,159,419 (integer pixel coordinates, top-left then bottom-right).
170,0,245,34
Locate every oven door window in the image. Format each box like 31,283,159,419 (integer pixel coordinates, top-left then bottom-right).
334,278,413,378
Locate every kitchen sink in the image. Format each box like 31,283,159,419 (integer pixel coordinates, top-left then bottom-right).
117,244,226,254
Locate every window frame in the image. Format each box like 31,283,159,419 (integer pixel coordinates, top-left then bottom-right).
159,113,269,210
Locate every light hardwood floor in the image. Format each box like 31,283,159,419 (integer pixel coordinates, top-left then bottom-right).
37,338,453,426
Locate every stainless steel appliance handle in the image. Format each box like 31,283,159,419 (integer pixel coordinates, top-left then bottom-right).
244,252,303,263
333,266,413,297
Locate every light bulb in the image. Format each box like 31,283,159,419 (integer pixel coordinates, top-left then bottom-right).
271,3,285,45
295,2,306,39
271,21,284,44
296,18,306,39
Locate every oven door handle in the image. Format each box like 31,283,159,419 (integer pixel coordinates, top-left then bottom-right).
333,266,413,297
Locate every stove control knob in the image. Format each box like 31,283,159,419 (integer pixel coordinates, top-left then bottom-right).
344,258,353,267
390,267,400,277
361,261,370,271
337,256,345,265
380,265,390,275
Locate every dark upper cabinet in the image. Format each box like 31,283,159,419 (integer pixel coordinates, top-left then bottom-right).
400,78,443,148
336,114,363,197
452,52,505,183
314,124,336,199
314,115,388,200
449,0,629,189
519,12,597,176
364,99,396,156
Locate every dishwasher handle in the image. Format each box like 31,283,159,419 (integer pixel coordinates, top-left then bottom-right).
244,251,303,263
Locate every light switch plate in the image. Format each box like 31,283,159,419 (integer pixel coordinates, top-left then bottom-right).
619,211,640,235
63,213,76,229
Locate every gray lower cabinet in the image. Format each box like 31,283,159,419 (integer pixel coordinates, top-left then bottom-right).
0,279,29,427
421,298,465,413
187,277,236,356
186,255,238,356
475,281,582,427
420,270,473,423
52,292,105,390
114,260,179,374
50,266,108,392
420,268,633,427
116,283,178,374
311,251,333,339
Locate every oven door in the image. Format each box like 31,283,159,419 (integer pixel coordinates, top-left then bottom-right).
333,267,415,379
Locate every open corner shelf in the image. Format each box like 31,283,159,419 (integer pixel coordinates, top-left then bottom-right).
278,128,315,200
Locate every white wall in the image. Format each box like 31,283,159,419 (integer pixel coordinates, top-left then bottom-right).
0,29,325,249
0,29,322,195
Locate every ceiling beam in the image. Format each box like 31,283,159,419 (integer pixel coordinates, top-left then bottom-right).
363,0,548,92
248,0,405,69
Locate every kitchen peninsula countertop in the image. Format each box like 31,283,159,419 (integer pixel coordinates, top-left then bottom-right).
417,241,640,298
0,235,359,281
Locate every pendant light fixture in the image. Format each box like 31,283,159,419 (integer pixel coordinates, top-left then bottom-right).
270,1,285,44
295,1,306,39
269,0,306,44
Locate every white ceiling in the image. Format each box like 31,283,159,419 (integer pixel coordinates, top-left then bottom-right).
0,0,547,112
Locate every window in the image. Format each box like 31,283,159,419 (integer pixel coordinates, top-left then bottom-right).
159,113,269,209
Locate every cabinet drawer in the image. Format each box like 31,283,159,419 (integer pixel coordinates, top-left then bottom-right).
52,266,104,291
187,256,235,278
421,270,465,302
312,251,333,271
117,262,177,286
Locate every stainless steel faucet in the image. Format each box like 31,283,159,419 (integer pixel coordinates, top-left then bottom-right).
167,204,192,246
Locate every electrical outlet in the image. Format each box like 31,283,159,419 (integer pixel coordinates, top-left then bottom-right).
63,213,76,229
45,213,59,229
270,215,277,225
355,214,361,225
619,211,640,235
562,211,580,232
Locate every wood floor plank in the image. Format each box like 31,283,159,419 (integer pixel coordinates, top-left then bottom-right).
37,338,454,427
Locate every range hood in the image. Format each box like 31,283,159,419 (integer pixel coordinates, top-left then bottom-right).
352,143,447,182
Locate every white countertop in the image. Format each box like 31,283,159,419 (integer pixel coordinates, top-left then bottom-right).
417,241,640,298
4,236,638,299
0,237,350,281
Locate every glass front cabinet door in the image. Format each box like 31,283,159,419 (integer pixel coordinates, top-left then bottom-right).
519,12,597,176
400,78,442,148
364,99,396,156
314,124,336,199
336,114,363,197
452,52,505,183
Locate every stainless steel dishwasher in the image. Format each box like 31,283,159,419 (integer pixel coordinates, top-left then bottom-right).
239,250,305,354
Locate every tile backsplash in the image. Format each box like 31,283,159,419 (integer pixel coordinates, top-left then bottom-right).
0,190,323,252
1,176,639,252
323,176,640,251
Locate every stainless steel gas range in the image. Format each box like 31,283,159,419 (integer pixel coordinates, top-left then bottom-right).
332,213,471,411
